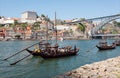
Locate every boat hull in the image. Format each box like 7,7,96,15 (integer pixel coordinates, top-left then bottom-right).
26,49,79,58
96,45,116,50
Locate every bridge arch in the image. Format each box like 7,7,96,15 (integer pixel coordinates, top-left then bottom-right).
91,15,120,35
64,13,120,38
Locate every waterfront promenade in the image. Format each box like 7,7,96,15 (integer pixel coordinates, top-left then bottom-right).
55,56,120,78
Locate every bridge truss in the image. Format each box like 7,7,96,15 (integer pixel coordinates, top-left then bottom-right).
65,13,120,37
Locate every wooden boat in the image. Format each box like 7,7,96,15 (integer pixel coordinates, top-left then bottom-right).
96,41,116,50
114,40,120,46
26,42,79,58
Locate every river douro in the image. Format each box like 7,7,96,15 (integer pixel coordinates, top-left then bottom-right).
0,39,120,78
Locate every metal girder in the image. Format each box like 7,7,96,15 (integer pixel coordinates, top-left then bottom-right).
65,13,120,24
92,15,120,35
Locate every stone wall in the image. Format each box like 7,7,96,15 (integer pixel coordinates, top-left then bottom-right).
55,56,120,78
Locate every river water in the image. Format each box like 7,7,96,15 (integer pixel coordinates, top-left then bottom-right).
0,39,120,78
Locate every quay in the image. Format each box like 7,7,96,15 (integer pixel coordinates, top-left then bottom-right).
92,34,120,39
55,56,120,78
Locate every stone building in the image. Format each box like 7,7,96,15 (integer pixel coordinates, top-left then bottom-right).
21,11,38,23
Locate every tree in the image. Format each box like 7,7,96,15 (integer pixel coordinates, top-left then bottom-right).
32,21,41,30
77,23,86,33
21,22,28,29
41,14,46,18
41,14,54,26
0,24,2,27
10,20,19,28
113,21,120,27
80,18,85,21
113,21,117,26
117,22,120,27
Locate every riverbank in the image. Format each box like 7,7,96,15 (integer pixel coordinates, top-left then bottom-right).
55,56,120,78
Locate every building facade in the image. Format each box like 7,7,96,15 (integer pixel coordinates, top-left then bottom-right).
21,11,37,20
21,11,38,23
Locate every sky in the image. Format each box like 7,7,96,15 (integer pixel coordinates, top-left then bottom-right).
0,0,120,20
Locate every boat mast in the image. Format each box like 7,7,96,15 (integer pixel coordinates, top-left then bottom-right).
46,15,48,43
54,12,57,44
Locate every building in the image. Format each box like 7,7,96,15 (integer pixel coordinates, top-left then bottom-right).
21,11,38,23
56,25,73,30
0,17,17,24
21,11,37,20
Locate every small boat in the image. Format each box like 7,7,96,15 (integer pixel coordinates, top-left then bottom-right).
26,42,79,58
96,41,116,50
114,40,120,46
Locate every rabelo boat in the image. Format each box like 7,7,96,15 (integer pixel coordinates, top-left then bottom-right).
26,42,79,58
96,41,116,50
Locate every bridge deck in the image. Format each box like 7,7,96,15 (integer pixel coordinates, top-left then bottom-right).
92,34,120,37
